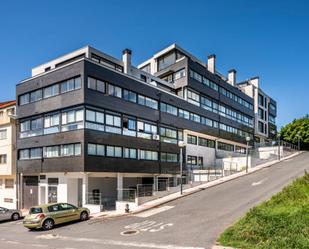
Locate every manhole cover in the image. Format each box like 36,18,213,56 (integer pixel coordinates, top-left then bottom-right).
120,230,140,236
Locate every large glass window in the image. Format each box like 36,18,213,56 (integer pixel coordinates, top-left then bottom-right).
61,77,82,93
187,90,200,106
86,109,104,132
161,152,178,162
198,137,215,148
140,150,158,161
178,109,190,120
106,146,122,157
43,84,59,98
123,89,137,103
44,113,60,134
187,135,197,145
160,102,177,116
45,146,59,158
160,127,177,144
108,84,122,98
124,148,137,159
61,109,84,131
30,89,43,102
19,94,30,105
88,143,105,156
217,142,234,152
138,95,158,110
105,113,121,134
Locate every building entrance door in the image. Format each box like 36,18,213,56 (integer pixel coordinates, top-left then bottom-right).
23,176,39,209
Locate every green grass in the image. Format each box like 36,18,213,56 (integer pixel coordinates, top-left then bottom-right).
218,172,309,249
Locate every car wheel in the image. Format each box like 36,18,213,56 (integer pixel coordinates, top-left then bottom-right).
11,213,20,221
80,211,89,221
42,219,54,230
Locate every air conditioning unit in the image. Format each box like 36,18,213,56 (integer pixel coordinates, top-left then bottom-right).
152,134,160,140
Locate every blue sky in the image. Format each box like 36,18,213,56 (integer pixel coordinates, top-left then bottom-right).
0,0,308,127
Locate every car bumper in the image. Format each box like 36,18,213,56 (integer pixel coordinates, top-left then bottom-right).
23,220,42,229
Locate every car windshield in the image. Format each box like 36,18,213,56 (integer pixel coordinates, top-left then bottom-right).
29,207,43,214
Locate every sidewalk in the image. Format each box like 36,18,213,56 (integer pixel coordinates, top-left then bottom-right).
91,151,303,219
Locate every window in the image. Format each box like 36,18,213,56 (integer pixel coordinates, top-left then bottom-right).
123,89,137,103
140,150,158,161
0,129,7,140
5,179,14,189
160,127,177,144
158,51,178,71
61,144,81,156
178,109,190,120
86,109,104,132
43,84,59,98
30,89,42,102
235,146,246,154
174,68,186,81
201,117,213,127
190,113,200,123
140,64,151,73
187,90,200,106
217,142,234,152
44,113,60,134
200,96,212,111
160,152,178,162
187,155,197,165
106,146,122,157
269,115,276,125
137,121,157,139
160,103,177,116
0,154,7,164
138,95,158,110
19,149,30,160
105,113,121,134
108,84,122,98
61,77,82,93
88,143,105,156
198,137,215,148
270,103,276,112
45,146,59,158
258,121,265,133
124,148,137,159
61,109,84,131
187,135,197,145
258,108,264,120
258,94,264,106
19,93,29,105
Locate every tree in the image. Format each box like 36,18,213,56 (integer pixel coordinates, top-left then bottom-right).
280,115,309,150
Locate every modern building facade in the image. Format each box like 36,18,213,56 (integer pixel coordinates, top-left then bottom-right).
0,101,17,209
16,44,275,210
238,77,277,143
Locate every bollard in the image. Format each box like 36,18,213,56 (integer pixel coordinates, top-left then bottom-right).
125,203,130,213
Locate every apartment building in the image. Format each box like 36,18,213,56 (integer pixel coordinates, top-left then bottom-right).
0,101,17,209
238,77,277,143
16,44,259,210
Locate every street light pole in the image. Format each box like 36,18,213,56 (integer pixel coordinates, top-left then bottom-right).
178,141,185,195
245,136,251,173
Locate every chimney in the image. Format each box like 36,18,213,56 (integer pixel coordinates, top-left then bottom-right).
249,76,259,88
227,69,237,86
122,48,132,75
207,54,216,73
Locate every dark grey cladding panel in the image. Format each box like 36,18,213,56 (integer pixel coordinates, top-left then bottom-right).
17,90,84,119
17,61,84,95
16,61,85,119
269,98,277,117
85,157,179,174
17,130,84,149
18,157,84,174
84,130,179,153
188,59,254,103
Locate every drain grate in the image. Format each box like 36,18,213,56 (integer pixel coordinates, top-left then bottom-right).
120,230,139,236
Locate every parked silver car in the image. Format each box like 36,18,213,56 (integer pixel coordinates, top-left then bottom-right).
0,206,22,221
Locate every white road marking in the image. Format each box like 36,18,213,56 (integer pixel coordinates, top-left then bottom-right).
36,234,204,249
134,205,174,218
252,178,267,186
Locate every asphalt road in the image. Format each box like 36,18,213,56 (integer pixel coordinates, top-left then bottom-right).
0,152,308,249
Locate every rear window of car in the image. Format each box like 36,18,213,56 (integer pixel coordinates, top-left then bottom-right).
29,207,43,214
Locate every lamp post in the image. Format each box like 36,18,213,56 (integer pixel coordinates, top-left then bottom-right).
245,136,251,173
277,132,281,161
178,141,186,195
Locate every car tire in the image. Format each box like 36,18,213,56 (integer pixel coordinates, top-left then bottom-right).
11,213,20,221
80,211,89,221
42,219,54,230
